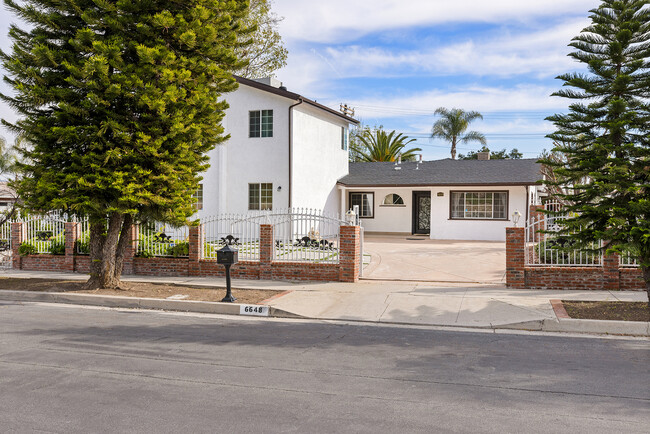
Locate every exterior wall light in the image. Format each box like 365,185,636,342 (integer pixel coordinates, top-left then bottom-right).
345,208,356,225
512,210,522,227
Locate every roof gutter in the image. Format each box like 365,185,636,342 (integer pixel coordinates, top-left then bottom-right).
288,98,304,208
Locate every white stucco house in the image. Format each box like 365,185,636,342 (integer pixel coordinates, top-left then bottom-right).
337,159,544,241
197,76,359,218
199,76,544,242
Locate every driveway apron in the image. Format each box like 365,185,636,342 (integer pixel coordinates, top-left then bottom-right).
361,235,506,284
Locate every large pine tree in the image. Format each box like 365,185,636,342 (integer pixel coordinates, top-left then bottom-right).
1,0,250,289
544,0,650,300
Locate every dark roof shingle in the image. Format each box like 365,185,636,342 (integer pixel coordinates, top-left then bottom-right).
337,159,542,186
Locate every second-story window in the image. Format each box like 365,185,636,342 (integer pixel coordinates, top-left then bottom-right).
193,184,203,211
341,127,348,150
249,110,273,138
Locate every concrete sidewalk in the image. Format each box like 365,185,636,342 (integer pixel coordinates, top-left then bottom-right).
1,270,648,335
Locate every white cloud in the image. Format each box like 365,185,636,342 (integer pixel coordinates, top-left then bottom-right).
274,0,599,43
275,18,589,100
348,84,567,120
322,18,583,79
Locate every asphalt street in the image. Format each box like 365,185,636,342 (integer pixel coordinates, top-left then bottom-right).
1,301,649,433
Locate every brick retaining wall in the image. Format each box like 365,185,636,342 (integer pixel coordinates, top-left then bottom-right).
506,226,645,291
11,222,361,283
20,254,68,273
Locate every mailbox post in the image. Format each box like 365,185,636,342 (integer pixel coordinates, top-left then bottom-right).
217,243,239,302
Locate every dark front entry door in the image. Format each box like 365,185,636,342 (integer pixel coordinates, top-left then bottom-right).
412,191,431,234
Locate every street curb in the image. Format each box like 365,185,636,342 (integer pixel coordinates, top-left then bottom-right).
1,290,647,336
498,311,650,337
0,290,303,319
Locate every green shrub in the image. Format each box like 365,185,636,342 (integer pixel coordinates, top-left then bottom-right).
19,243,37,256
49,240,66,255
166,242,189,257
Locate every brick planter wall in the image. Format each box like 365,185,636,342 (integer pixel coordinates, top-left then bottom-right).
20,254,67,272
13,221,361,283
506,227,645,291
524,266,606,290
75,256,91,273
133,257,190,277
620,268,644,291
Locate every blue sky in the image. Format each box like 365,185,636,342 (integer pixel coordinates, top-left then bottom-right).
0,0,600,159
271,0,600,159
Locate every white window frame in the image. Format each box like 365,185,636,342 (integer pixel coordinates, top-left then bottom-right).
249,110,273,138
450,191,508,220
193,184,203,211
349,192,374,218
381,194,405,206
249,183,273,210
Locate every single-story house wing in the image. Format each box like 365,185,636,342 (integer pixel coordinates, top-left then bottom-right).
336,158,544,241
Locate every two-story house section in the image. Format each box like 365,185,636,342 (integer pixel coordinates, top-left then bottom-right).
198,76,359,217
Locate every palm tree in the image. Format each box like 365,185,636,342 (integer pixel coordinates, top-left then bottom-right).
354,129,422,162
431,107,487,160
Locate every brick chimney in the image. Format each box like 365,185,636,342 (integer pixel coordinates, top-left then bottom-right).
477,151,490,160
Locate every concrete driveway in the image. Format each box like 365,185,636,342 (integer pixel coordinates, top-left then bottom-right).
362,234,506,283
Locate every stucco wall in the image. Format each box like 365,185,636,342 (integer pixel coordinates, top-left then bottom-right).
199,85,354,218
345,185,529,241
345,187,414,233
200,85,291,216
430,186,528,241
292,104,350,215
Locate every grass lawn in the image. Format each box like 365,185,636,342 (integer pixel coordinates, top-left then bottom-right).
562,301,649,322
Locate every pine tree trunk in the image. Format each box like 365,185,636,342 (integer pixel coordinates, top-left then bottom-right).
84,213,124,290
84,220,107,290
99,212,124,288
114,214,133,280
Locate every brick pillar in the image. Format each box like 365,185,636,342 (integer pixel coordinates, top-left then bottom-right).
64,222,78,272
11,222,23,270
260,224,273,280
339,225,360,283
602,249,620,291
188,225,202,276
122,224,138,275
506,227,525,288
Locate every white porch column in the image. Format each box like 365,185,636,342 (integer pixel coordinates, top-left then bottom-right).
338,186,346,219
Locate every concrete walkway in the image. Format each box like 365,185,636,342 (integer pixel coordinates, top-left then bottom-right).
1,270,647,334
362,235,506,283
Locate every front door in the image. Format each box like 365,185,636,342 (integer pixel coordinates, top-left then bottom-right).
412,191,431,234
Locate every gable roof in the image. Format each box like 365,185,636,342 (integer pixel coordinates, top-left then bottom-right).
337,159,543,187
234,76,360,125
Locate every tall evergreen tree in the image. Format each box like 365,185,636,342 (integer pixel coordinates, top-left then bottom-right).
543,0,650,302
0,0,251,289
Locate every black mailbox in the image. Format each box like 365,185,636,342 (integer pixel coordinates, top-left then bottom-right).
217,244,239,265
217,243,238,302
